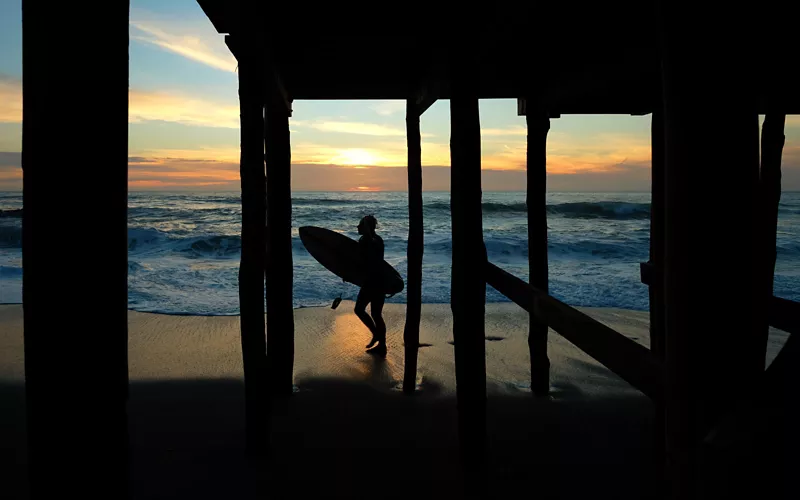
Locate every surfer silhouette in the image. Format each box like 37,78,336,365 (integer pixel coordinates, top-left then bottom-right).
355,215,387,356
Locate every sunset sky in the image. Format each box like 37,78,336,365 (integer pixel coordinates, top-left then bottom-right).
2,1,800,192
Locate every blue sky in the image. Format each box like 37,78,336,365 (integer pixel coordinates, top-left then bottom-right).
1,0,798,191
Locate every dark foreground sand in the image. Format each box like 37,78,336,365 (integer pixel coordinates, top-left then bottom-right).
0,303,790,499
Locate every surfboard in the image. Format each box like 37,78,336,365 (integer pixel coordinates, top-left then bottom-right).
299,226,404,295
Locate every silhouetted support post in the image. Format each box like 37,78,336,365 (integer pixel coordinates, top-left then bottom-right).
403,98,423,394
450,50,488,484
264,66,295,398
237,46,269,453
648,108,668,493
659,8,761,497
22,2,130,497
649,110,666,361
758,113,785,362
525,102,551,397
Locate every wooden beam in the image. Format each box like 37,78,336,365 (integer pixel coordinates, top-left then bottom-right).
485,263,663,400
403,98,423,394
415,88,437,116
237,45,269,453
517,98,560,118
22,2,130,496
265,64,296,398
526,102,551,397
450,48,488,484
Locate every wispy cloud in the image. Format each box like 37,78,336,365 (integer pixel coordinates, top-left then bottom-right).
294,120,432,138
129,90,239,128
0,76,22,123
129,10,236,73
481,127,528,137
369,101,406,116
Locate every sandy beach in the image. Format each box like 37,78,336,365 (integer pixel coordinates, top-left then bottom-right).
0,303,789,499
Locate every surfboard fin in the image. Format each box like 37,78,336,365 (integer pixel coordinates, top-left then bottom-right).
331,293,343,310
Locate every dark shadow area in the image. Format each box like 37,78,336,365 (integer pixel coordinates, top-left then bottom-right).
0,382,27,500
2,377,659,499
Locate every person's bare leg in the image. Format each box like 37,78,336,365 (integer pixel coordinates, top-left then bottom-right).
366,293,387,356
355,288,379,348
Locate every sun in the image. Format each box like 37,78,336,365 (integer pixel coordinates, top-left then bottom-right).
332,149,376,166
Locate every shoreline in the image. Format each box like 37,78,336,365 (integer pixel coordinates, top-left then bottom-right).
1,302,656,388
0,299,653,315
1,302,788,385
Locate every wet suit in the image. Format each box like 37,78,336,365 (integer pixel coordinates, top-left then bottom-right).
355,233,386,350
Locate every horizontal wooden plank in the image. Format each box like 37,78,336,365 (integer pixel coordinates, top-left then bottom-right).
486,262,663,400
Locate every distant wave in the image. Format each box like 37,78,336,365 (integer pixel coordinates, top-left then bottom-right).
0,265,22,277
427,202,529,213
293,197,359,206
425,200,650,219
0,225,21,248
128,228,311,259
424,236,644,260
0,209,22,218
548,202,650,219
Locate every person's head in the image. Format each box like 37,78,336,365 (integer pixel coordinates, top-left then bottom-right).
358,215,378,236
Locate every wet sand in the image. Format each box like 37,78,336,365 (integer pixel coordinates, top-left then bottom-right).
0,303,789,499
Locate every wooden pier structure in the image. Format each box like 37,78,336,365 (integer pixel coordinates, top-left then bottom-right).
20,1,796,498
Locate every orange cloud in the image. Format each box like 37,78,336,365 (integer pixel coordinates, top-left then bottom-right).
478,131,653,173
128,155,240,190
0,77,22,123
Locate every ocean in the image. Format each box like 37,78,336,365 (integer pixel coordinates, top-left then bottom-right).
2,191,800,315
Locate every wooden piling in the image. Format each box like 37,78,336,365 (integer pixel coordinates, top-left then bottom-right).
264,67,296,398
525,102,551,397
237,47,269,453
449,50,488,482
649,109,667,492
758,113,785,363
649,110,666,361
22,2,130,496
659,8,762,496
403,98,423,394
